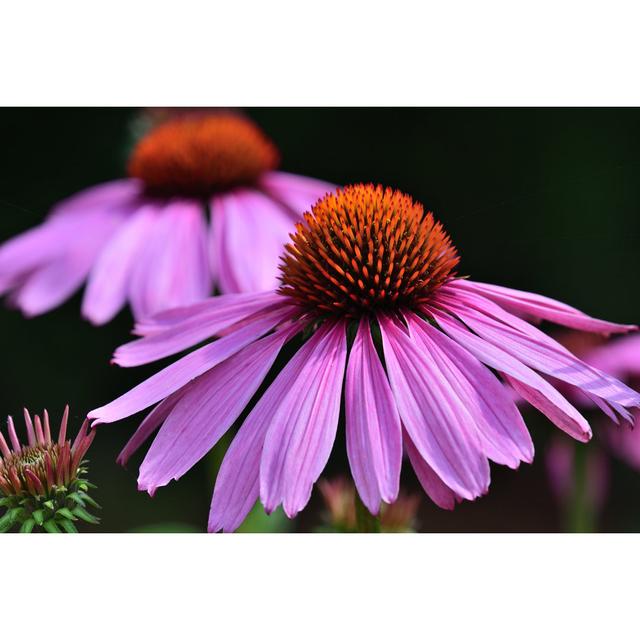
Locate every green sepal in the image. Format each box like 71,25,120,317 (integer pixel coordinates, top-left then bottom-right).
20,519,35,533
0,497,14,508
67,492,85,506
79,493,101,510
0,514,15,533
43,520,62,533
72,506,100,524
32,509,45,526
43,500,55,510
58,519,78,534
56,508,77,521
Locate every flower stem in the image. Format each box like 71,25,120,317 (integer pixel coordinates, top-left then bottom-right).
354,493,381,533
567,443,595,533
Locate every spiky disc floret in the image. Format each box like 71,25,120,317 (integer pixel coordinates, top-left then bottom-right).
278,184,460,318
128,113,280,197
0,407,100,533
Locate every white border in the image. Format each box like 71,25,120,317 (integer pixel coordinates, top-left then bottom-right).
1,2,640,105
2,534,637,638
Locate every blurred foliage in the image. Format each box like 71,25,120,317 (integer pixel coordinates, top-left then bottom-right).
1,108,640,532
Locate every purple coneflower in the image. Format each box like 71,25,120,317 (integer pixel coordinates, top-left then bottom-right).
88,184,640,532
0,113,334,324
0,406,98,533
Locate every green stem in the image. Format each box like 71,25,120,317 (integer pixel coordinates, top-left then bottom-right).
354,493,381,533
566,443,595,533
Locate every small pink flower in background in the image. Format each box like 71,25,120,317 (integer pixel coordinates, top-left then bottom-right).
88,184,640,532
0,112,334,324
318,477,420,532
545,435,610,515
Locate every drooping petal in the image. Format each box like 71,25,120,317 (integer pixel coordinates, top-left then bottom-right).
115,293,291,367
403,431,460,510
377,313,490,500
429,307,592,441
258,171,335,217
88,308,289,425
137,322,301,494
211,189,294,293
406,313,534,468
129,200,212,321
345,318,402,514
259,321,347,518
82,205,157,325
116,387,188,466
450,279,636,335
434,289,640,409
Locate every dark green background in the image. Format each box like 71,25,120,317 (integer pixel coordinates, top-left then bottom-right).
1,108,639,532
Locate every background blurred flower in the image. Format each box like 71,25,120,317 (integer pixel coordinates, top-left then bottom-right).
318,477,420,532
88,183,639,532
0,406,99,532
542,332,640,530
0,112,334,324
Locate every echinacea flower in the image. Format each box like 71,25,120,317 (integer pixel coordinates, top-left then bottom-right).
318,476,420,532
0,112,334,324
0,406,99,533
88,184,640,532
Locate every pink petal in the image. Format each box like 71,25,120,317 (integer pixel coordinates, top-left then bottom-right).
435,289,640,409
378,313,490,500
259,321,348,518
584,334,640,378
88,307,289,425
430,307,592,441
137,322,300,494
82,206,157,325
128,200,212,321
451,279,636,335
116,387,188,466
407,313,534,468
258,171,336,216
0,180,140,293
404,431,460,510
211,189,294,293
114,294,291,367
11,212,124,316
133,290,282,336
345,318,402,514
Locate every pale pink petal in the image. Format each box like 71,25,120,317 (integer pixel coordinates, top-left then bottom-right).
82,206,157,325
428,306,592,441
378,313,490,500
258,171,336,216
11,212,124,316
88,308,288,425
450,279,636,335
407,313,534,468
259,321,348,518
211,189,294,293
345,318,402,514
0,180,141,293
129,200,212,321
584,334,640,378
137,322,300,494
404,431,460,510
115,294,291,367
